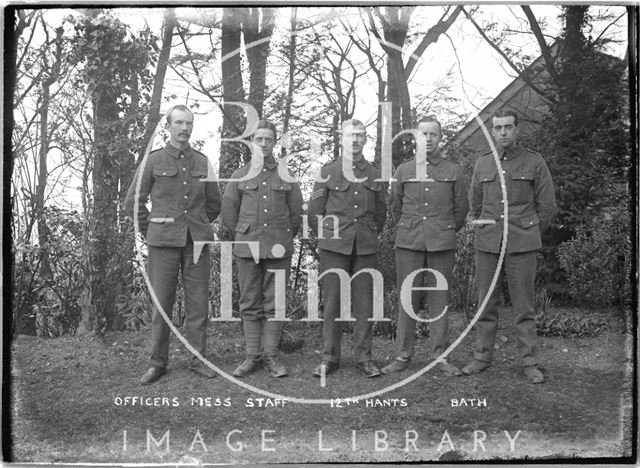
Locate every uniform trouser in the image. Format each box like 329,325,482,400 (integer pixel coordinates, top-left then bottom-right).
235,256,291,357
319,247,377,363
148,243,210,369
474,250,538,367
395,248,455,360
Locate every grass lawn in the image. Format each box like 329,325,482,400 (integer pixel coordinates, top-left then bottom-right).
9,306,634,463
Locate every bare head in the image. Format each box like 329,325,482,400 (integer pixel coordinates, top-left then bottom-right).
341,119,367,158
491,108,519,150
165,105,194,149
417,116,442,155
253,119,277,159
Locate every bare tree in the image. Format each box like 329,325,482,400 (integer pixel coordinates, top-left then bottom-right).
137,8,177,163
241,7,277,117
220,7,246,180
363,6,463,164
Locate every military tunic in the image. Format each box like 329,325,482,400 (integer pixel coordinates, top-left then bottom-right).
222,158,303,259
308,156,386,363
470,144,557,367
470,145,556,253
390,153,469,359
124,143,222,369
221,157,303,324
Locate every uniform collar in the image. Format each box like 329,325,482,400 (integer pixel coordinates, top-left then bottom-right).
166,142,193,159
427,151,442,165
340,155,368,170
499,144,523,161
263,155,278,170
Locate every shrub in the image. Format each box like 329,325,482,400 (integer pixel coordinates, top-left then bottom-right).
536,308,609,337
13,208,84,337
451,223,477,322
115,255,151,331
557,204,631,306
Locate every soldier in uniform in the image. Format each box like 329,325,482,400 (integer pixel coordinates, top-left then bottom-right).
308,119,387,378
124,104,222,385
382,116,469,376
221,120,303,378
462,108,557,384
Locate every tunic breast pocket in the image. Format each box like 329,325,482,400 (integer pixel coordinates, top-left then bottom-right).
238,179,259,211
362,179,381,205
510,172,534,203
152,166,178,197
326,180,350,209
189,168,208,194
328,180,350,192
271,182,292,203
154,166,178,180
479,171,497,198
432,173,456,201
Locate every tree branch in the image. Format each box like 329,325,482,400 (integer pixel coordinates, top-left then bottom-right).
405,6,462,77
592,10,626,45
521,5,559,83
461,6,556,104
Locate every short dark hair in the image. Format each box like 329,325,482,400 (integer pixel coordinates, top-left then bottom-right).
255,119,277,140
165,104,193,124
491,108,519,127
417,115,442,133
341,119,366,132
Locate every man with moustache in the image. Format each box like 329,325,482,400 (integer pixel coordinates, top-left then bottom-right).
308,119,387,378
462,108,557,383
221,120,303,378
381,116,469,376
125,104,222,384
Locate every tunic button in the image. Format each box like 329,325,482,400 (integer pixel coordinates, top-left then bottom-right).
422,216,427,220
183,181,187,185
354,218,358,222
262,195,267,199
162,172,167,175
184,195,188,199
521,176,525,179
184,210,188,213
502,170,506,174
263,181,267,185
182,168,186,171
500,215,504,218
264,223,268,227
264,208,268,212
354,205,358,208
424,202,429,206
424,187,429,191
354,191,358,195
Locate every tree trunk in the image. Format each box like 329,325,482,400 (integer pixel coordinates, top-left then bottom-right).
281,7,298,149
241,7,276,118
138,8,176,164
379,6,414,165
220,7,246,179
77,89,120,336
77,10,120,336
34,18,64,281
